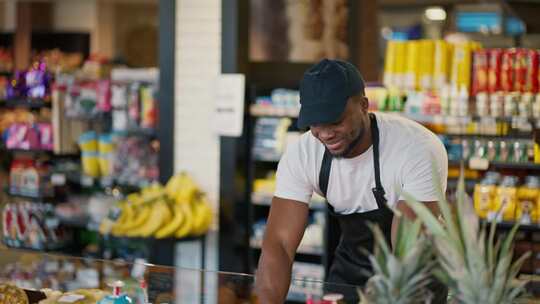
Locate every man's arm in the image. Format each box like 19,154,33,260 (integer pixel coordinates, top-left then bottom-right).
255,196,310,304
391,200,441,248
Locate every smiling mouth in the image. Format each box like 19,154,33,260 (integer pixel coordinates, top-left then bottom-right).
326,140,343,150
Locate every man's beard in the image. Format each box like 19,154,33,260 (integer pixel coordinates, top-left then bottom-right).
330,127,365,158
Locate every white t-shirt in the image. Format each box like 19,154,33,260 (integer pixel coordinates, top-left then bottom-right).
275,112,448,214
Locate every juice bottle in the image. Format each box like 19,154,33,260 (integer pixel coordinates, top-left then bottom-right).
474,173,500,219
492,176,519,222
516,176,540,224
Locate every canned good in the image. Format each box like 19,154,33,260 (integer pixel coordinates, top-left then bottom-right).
472,49,489,95
488,49,503,93
501,49,516,93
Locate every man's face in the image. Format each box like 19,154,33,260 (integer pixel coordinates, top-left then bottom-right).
310,96,368,157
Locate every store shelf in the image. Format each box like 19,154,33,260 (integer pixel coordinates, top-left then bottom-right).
252,153,281,162
249,104,299,118
0,98,51,109
480,220,540,233
251,193,326,211
4,189,55,201
449,159,540,171
250,238,324,256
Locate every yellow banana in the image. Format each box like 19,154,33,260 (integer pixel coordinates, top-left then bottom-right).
122,205,153,235
111,203,136,236
175,203,194,238
190,198,213,236
154,203,185,238
138,200,172,237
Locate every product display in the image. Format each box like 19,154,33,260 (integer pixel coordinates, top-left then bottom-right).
98,173,213,239
2,202,71,250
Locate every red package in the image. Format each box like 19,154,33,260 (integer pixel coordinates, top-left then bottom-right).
501,49,516,93
515,49,528,92
488,49,503,93
472,49,489,95
526,50,540,93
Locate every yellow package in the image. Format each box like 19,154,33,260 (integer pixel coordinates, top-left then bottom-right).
394,41,408,91
433,40,450,90
81,152,100,178
516,177,540,224
492,176,519,222
419,40,435,91
384,40,397,88
473,179,498,219
404,40,420,91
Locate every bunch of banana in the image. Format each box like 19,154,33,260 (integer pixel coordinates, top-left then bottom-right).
99,173,213,239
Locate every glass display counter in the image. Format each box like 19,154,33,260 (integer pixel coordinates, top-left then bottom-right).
0,248,359,303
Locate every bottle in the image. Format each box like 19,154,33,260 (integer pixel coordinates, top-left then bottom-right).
98,281,133,304
135,280,148,304
474,173,499,219
516,176,540,224
493,176,519,222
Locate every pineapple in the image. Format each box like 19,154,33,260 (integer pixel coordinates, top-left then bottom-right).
402,167,531,304
359,216,436,303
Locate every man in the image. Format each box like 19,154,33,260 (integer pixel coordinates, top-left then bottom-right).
254,59,448,303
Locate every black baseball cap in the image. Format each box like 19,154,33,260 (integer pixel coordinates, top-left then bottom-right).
297,59,365,129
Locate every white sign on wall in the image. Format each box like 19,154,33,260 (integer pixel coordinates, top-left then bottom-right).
214,74,245,137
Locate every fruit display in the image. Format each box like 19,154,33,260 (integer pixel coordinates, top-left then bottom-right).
99,173,213,239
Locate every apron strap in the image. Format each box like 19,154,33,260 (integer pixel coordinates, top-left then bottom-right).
369,113,388,208
319,148,334,212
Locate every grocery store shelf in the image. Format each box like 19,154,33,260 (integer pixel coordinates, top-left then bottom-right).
251,193,326,211
449,160,540,171
0,98,51,109
249,104,299,118
480,220,540,233
250,238,324,256
252,153,281,162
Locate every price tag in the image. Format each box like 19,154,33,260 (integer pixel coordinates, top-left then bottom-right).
469,157,489,170
51,173,66,186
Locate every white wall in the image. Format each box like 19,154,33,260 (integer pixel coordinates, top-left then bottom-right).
174,0,221,302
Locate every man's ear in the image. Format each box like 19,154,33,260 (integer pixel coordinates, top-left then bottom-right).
361,96,369,111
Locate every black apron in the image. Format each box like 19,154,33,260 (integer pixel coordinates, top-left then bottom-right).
319,113,447,303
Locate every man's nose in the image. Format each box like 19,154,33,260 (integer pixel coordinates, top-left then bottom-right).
316,126,335,140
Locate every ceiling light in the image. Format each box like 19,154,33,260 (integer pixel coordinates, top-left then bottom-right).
425,6,447,21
